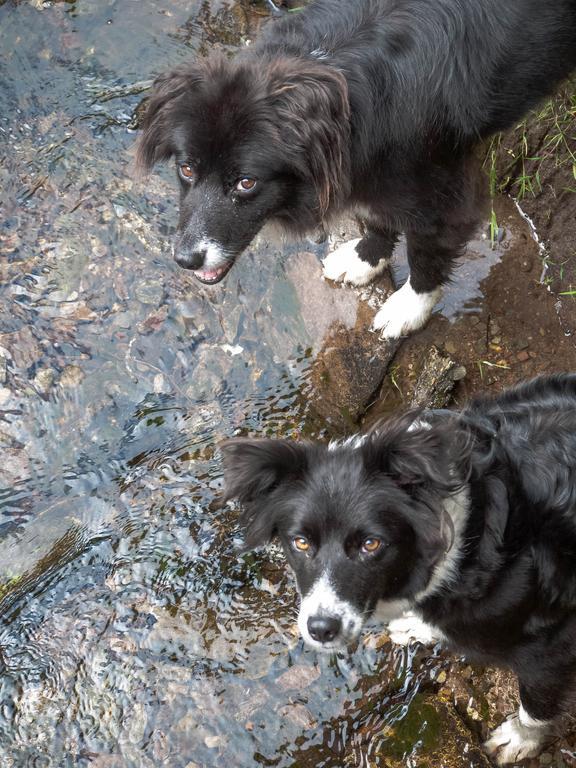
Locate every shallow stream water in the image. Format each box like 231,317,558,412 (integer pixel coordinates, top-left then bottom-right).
0,2,491,766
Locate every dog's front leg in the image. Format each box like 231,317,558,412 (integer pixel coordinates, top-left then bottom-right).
372,228,456,338
484,672,560,765
322,226,397,287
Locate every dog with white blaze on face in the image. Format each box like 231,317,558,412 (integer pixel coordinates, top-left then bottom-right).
222,375,576,764
137,0,576,338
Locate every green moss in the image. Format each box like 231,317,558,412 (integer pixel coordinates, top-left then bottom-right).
379,694,441,759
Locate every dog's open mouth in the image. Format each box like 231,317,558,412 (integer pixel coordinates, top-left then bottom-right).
192,261,234,285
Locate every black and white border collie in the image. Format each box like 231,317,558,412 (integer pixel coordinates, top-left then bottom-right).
137,0,576,338
222,375,576,764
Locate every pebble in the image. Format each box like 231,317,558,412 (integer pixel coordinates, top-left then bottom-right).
204,734,225,749
59,364,85,387
126,702,147,744
276,664,321,691
135,280,165,306
452,365,467,381
33,368,55,394
516,350,530,362
150,730,170,762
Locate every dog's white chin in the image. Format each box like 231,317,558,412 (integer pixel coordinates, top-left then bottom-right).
297,573,364,649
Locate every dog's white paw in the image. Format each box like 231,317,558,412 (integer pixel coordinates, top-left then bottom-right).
322,238,389,287
372,280,442,338
387,611,443,646
484,711,548,765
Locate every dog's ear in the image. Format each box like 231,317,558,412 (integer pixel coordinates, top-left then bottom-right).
266,59,351,213
361,416,464,494
220,438,310,548
135,63,204,173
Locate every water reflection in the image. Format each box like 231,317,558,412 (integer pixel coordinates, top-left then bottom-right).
0,1,473,765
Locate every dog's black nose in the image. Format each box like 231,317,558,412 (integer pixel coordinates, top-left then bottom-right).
307,615,341,644
174,248,206,270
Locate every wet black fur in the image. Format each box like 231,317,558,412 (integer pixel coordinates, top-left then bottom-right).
137,0,576,288
222,374,576,725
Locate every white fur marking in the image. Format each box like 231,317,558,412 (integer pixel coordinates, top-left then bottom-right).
387,610,444,646
322,238,389,287
372,279,443,338
192,238,230,270
484,710,550,765
298,572,363,650
415,486,470,602
370,598,411,625
519,705,549,729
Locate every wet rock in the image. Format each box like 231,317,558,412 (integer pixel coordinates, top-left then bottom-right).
204,734,226,749
310,324,399,429
140,608,204,656
371,693,493,767
285,248,398,429
137,304,169,334
0,387,13,407
125,702,147,744
32,368,55,395
276,664,321,691
59,364,85,387
150,729,170,762
278,702,317,729
0,326,42,369
135,280,165,306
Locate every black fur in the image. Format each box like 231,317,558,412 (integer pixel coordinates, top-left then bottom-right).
222,374,576,747
137,0,576,292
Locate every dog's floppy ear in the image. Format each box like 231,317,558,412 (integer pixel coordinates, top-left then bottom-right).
221,438,310,548
135,63,204,173
266,59,351,214
361,415,465,494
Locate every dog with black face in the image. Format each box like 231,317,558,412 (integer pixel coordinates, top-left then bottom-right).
137,0,576,337
222,375,576,764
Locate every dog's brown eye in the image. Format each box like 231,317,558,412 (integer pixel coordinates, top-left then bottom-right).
179,163,195,181
293,536,310,552
362,537,381,554
236,177,257,193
